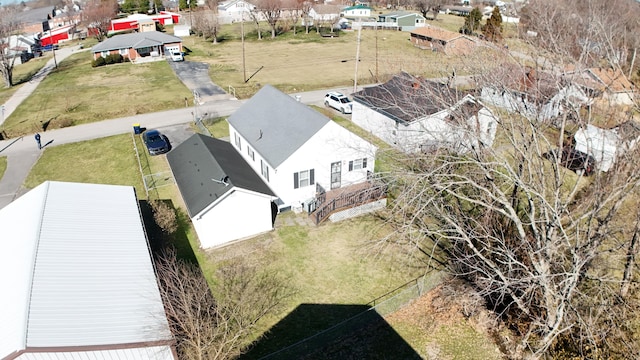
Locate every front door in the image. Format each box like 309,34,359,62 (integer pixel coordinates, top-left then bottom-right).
331,161,341,189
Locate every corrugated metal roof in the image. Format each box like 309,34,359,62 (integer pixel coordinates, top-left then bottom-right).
0,181,173,358
227,85,330,167
167,134,275,218
91,31,182,53
17,346,175,360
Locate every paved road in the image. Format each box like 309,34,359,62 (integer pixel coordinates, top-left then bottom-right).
0,85,357,208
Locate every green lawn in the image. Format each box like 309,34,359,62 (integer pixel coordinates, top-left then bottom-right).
0,55,52,106
2,52,193,138
23,134,145,193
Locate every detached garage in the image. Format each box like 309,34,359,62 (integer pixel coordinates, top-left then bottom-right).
0,181,176,360
168,134,277,249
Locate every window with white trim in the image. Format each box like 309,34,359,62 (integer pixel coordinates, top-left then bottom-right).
119,48,128,55
247,146,255,161
349,158,367,171
101,51,109,58
261,160,269,181
293,169,315,189
234,132,242,151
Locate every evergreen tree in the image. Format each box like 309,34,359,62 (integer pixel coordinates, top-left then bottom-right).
482,6,503,42
460,7,482,35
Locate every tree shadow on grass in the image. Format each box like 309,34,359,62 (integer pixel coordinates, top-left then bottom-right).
139,199,198,264
241,304,421,360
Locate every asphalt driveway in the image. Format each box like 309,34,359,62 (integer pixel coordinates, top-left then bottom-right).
168,60,230,103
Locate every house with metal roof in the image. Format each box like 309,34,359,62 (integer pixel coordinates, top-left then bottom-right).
341,4,374,18
564,67,636,106
91,31,182,63
0,181,176,360
227,85,377,212
352,72,497,153
167,134,277,248
378,11,426,30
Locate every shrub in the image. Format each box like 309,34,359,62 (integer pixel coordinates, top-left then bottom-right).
151,200,178,234
91,57,106,67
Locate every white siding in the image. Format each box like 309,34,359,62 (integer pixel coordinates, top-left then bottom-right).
353,100,497,153
229,122,377,209
194,189,274,248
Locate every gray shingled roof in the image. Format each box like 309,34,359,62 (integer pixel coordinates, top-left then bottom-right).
167,134,275,218
16,6,55,25
91,31,182,53
352,72,470,125
227,85,330,168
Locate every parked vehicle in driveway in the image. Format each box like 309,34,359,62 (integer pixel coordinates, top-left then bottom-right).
142,129,170,155
324,92,353,114
169,51,183,62
545,146,596,175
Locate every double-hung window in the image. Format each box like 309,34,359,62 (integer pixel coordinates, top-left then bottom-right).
348,158,367,171
293,169,315,189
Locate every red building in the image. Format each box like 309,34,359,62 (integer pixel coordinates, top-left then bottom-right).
40,24,74,46
109,12,182,33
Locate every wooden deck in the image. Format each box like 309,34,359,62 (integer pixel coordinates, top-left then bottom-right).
311,182,387,225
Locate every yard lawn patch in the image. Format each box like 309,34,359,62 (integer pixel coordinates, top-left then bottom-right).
24,134,144,194
209,211,427,358
0,156,6,179
190,23,492,99
0,55,52,106
2,52,193,137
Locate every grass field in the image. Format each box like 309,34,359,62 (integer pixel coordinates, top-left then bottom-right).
0,54,52,107
1,51,193,137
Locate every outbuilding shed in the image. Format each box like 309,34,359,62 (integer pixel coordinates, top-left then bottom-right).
0,181,176,360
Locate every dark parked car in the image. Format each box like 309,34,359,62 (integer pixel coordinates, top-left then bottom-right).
142,129,170,155
545,147,596,175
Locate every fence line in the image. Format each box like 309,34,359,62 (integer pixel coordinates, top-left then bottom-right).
258,270,445,359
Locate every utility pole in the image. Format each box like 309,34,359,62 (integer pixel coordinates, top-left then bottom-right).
241,12,246,83
353,22,361,93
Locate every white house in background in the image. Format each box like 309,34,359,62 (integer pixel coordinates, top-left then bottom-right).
0,181,176,360
341,4,373,18
307,4,341,25
227,85,377,212
167,134,277,249
480,65,591,122
574,121,640,172
352,72,498,153
218,0,256,23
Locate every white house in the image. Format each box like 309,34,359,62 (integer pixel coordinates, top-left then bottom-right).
574,121,640,172
480,66,591,122
341,4,373,18
307,4,341,25
218,0,256,23
352,72,498,153
0,181,176,360
167,134,277,249
227,85,377,211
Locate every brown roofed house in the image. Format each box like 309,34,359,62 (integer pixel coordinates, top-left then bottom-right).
410,26,476,55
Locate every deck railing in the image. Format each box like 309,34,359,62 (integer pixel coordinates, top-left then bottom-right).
312,184,387,225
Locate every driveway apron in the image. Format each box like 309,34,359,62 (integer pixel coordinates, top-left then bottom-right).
168,61,231,103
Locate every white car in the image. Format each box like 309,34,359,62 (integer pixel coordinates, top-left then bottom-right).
170,51,184,62
324,92,353,114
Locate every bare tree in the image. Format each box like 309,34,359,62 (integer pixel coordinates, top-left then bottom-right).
0,5,19,88
367,39,640,356
412,0,445,21
192,1,220,43
280,0,301,35
155,249,291,359
299,0,313,34
252,0,283,39
83,0,118,42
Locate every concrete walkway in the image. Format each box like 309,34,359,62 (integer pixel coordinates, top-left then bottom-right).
1,46,81,126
